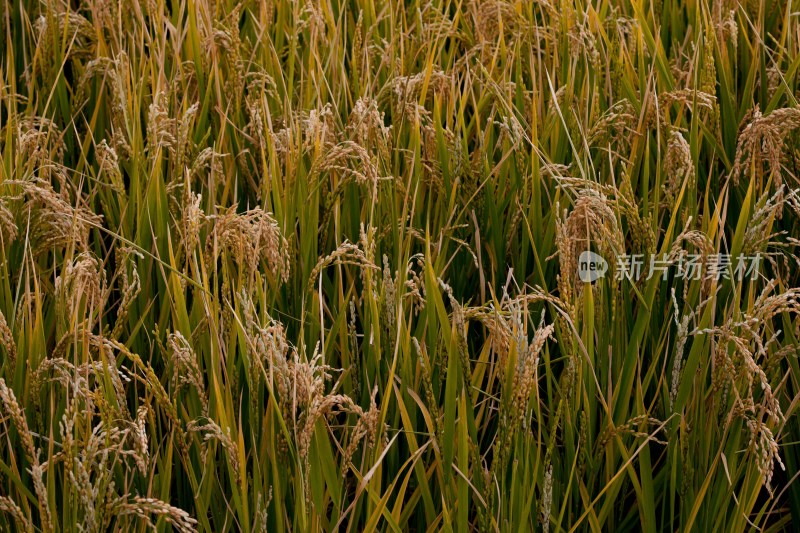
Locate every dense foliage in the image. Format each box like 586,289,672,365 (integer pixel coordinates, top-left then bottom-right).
2,0,800,531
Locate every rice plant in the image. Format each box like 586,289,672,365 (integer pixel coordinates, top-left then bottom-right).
1,0,800,531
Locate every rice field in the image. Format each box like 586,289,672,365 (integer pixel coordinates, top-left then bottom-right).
1,0,800,531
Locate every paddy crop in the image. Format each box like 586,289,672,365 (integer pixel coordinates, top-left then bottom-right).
1,0,800,531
